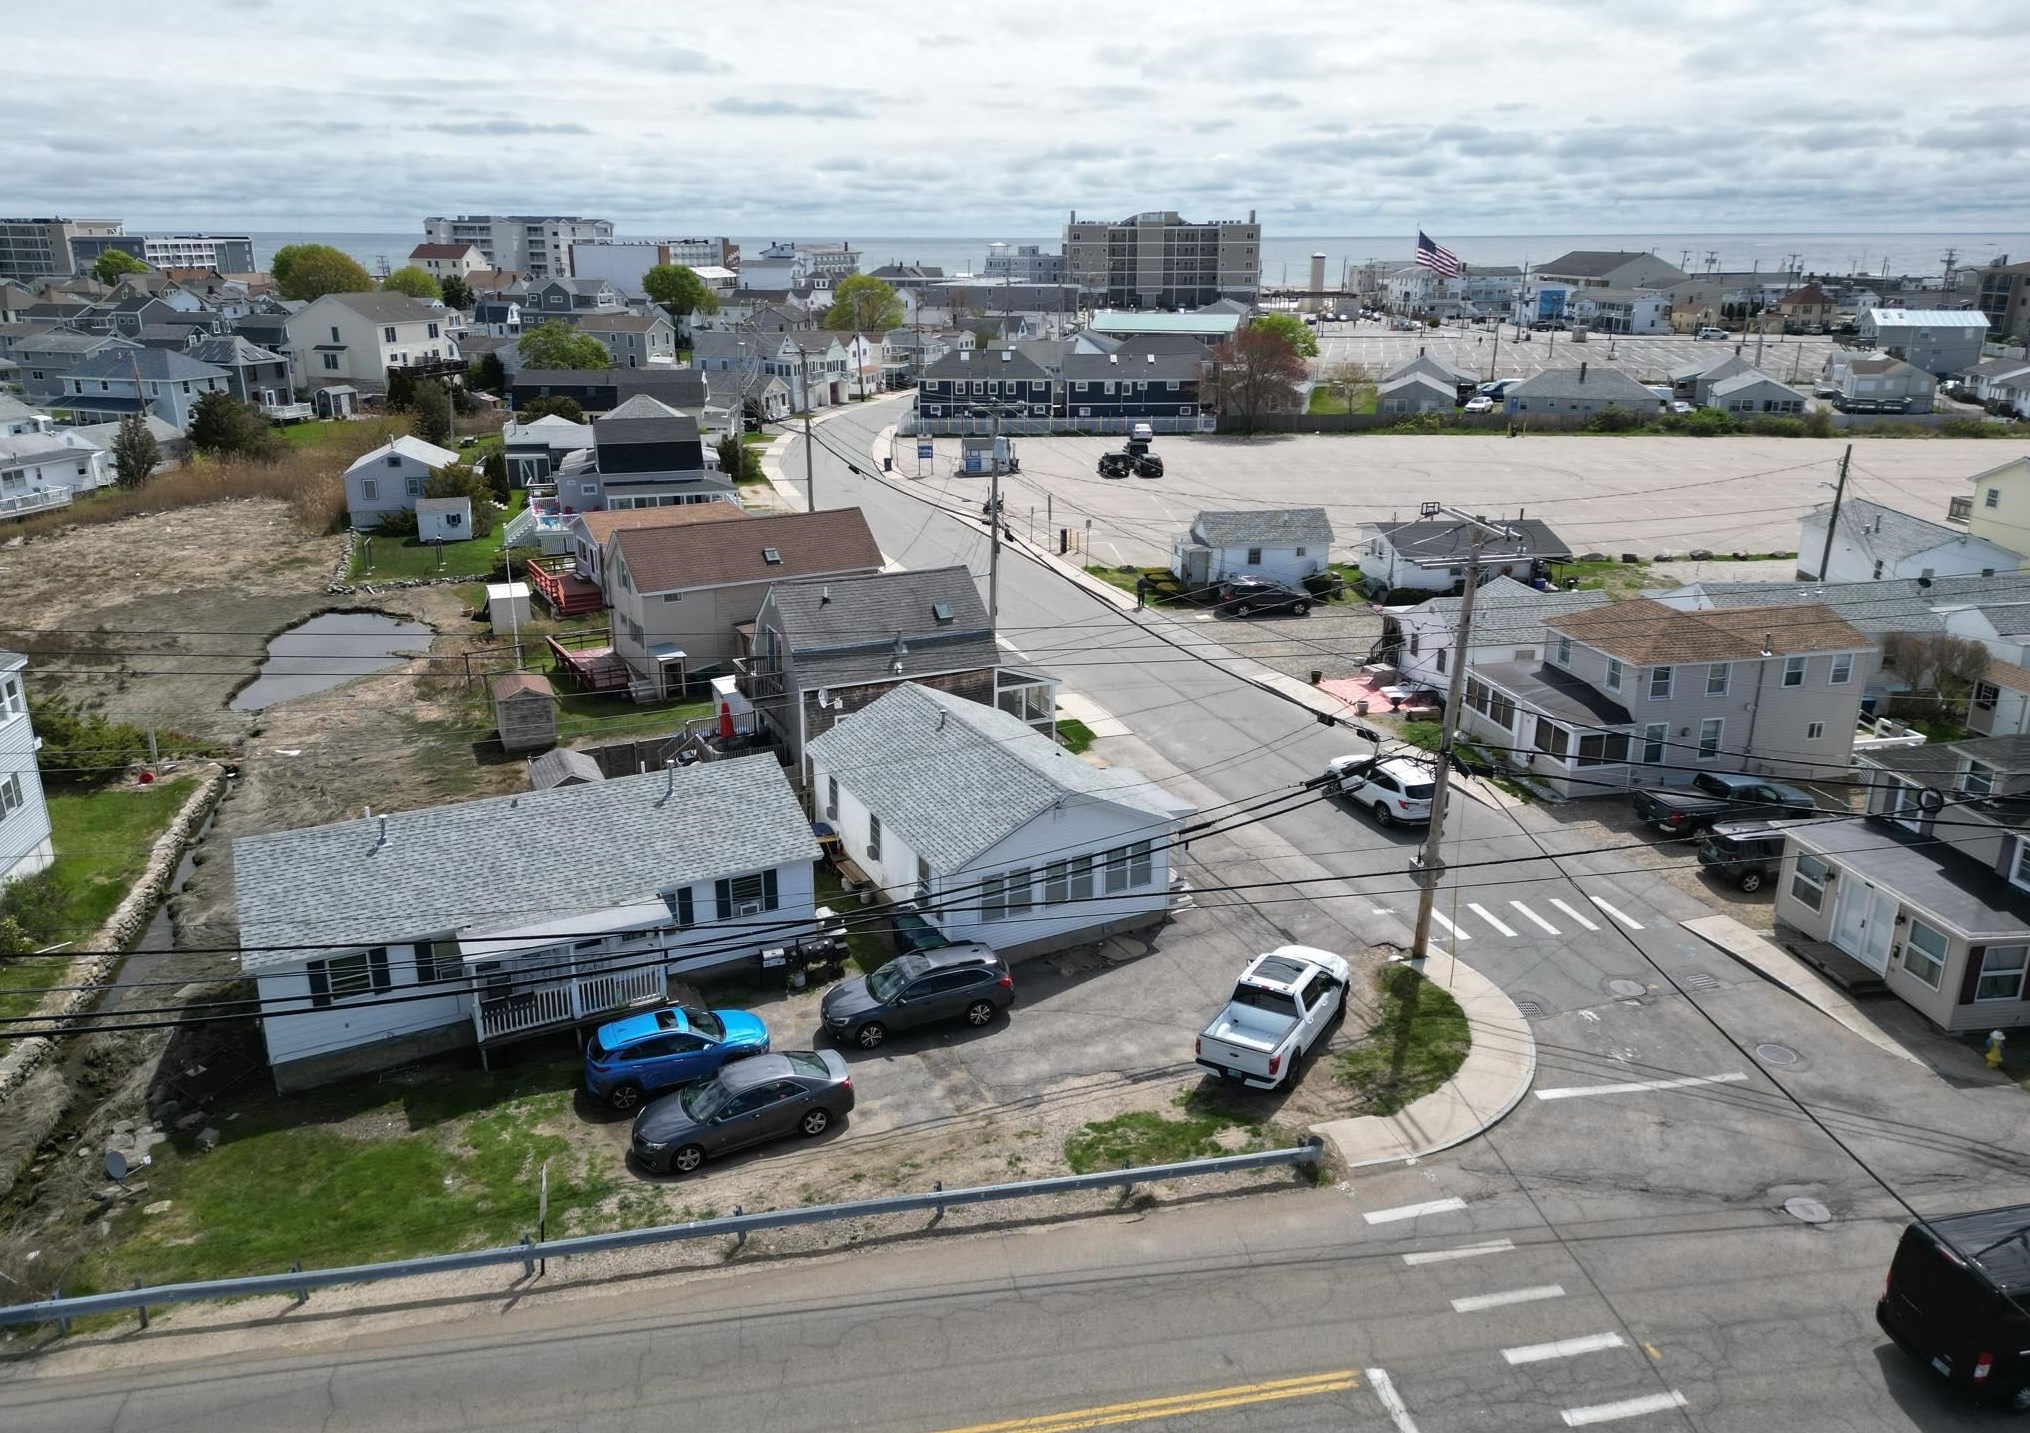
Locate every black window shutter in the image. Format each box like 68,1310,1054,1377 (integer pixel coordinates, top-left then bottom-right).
2000,835,2019,880
715,878,732,921
676,887,694,928
763,867,779,911
369,947,392,993
1960,945,1988,1006
308,961,331,1009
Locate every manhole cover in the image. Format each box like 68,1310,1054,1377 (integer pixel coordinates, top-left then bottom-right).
1785,1196,1831,1224
1757,1043,1800,1066
1515,1000,1545,1019
1681,972,1721,991
1607,979,1648,999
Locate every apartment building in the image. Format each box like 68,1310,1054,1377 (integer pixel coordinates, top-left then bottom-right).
0,218,124,280
1063,210,1262,309
422,215,615,280
70,233,255,275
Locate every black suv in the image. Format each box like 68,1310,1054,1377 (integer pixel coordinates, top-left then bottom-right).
1696,820,1787,892
819,943,1014,1049
1218,576,1312,616
1097,449,1163,478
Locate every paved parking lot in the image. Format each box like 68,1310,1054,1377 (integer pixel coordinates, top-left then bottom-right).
1313,317,1835,386
907,430,2011,568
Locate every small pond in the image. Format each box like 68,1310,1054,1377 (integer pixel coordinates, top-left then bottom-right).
231,611,435,711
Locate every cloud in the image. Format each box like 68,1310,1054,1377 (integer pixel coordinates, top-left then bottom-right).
644,46,731,74
422,120,591,136
710,96,864,118
1245,92,1302,111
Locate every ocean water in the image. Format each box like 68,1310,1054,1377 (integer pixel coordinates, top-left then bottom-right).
248,230,2030,284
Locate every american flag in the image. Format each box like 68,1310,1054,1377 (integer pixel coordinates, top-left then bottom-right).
1415,230,1462,278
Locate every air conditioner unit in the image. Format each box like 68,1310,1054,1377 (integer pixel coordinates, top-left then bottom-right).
824,804,838,820
735,899,765,917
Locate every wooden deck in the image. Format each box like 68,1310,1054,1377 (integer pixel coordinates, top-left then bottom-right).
547,635,632,692
528,556,605,616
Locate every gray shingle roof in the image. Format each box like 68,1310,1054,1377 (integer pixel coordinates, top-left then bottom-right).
805,684,1192,870
592,394,698,444
232,756,817,972
1370,517,1573,563
770,566,1000,687
1190,508,1334,548
1709,371,1805,399
1381,353,1473,386
66,347,229,382
187,334,285,366
1060,348,1200,382
1806,497,2013,566
323,291,444,323
528,748,605,789
1412,576,1611,648
1505,365,1661,404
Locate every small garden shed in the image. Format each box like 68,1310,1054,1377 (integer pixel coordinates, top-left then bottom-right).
491,672,558,753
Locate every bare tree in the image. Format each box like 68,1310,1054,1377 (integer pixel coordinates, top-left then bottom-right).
1322,359,1374,414
1206,327,1308,433
1882,631,1991,709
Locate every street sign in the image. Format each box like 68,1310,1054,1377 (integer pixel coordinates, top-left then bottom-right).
917,442,933,459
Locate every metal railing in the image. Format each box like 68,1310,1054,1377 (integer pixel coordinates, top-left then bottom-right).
0,485,73,518
0,1141,1321,1331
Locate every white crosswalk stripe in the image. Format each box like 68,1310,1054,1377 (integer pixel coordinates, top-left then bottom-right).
1468,902,1518,937
1430,910,1471,940
1588,895,1645,930
1550,897,1600,931
1510,900,1561,935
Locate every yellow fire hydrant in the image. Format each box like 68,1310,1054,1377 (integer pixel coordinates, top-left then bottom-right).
1987,1030,2008,1069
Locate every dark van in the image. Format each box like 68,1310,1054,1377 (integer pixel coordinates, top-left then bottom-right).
1696,820,1786,892
1879,1205,2030,1411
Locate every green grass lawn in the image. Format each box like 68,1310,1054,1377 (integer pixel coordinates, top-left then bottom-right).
552,690,713,741
813,866,891,975
1307,384,1377,415
1552,557,1655,598
1064,1089,1270,1174
274,420,348,450
351,491,527,581
0,777,198,1032
1056,717,1096,755
1334,963,1470,1116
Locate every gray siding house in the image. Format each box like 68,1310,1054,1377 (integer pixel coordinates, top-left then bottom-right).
1169,508,1334,589
1505,364,1664,420
550,395,733,512
60,346,231,428
342,434,463,529
0,652,55,885
1459,596,1875,799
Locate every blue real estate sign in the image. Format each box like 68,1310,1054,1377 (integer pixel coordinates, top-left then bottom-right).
917,442,933,459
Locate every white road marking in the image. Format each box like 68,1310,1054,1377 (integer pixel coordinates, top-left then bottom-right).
1511,900,1561,935
1468,903,1518,937
1363,1197,1467,1225
1588,895,1645,929
1451,1285,1566,1313
1430,910,1471,940
1561,1391,1688,1425
1372,907,1394,915
1504,1332,1627,1365
1403,1239,1514,1265
1536,1072,1747,1101
1366,1368,1421,1433
1550,898,1600,931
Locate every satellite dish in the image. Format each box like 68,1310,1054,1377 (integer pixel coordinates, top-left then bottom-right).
103,1150,152,1181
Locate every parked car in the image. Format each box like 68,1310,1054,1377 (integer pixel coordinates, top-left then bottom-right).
1195,947,1350,1090
1218,576,1312,616
1135,451,1164,477
1131,422,1154,442
1670,400,1695,415
1879,1203,2030,1411
820,942,1013,1049
1324,753,1436,825
1098,451,1134,478
1697,326,1730,340
1696,820,1788,892
1630,771,1818,836
584,1004,771,1112
629,1050,853,1175
1463,395,1495,413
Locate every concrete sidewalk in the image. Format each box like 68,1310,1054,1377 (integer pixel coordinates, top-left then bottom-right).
1681,914,1924,1066
1310,949,1538,1173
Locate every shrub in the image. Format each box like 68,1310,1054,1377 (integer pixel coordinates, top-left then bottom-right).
28,693,151,788
1803,407,1834,437
1940,416,2007,438
374,507,420,538
1744,416,1808,438
490,544,542,581
1679,407,1735,437
1583,408,1645,433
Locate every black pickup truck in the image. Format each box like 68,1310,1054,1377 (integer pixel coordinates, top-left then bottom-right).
1631,770,1818,836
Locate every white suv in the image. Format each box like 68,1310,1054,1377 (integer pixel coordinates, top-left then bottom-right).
1325,754,1437,825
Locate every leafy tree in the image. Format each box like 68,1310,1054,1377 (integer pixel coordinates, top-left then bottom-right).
381,265,442,301
439,272,473,311
468,351,507,395
269,243,375,302
821,274,904,332
1249,311,1319,358
643,263,719,323
715,433,763,484
412,379,454,446
110,412,161,488
480,446,509,501
1207,327,1307,432
90,248,149,285
517,395,584,424
425,461,500,538
385,367,418,412
187,389,277,458
517,319,610,370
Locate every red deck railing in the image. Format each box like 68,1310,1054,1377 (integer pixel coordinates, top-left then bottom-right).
528,556,605,616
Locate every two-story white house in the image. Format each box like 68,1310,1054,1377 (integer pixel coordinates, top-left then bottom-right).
284,291,458,392
807,683,1194,959
575,311,678,368
233,756,821,1091
1458,596,1875,799
1797,496,2024,584
342,434,462,529
0,652,55,885
1169,508,1334,590
1383,577,1609,691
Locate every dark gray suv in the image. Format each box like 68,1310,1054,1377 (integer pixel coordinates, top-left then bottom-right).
820,943,1014,1049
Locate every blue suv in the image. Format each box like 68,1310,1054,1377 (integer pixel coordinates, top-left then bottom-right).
584,1005,770,1112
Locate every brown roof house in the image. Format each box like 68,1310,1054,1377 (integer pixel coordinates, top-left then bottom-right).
1457,596,1875,799
492,672,559,753
605,508,885,698
567,501,749,591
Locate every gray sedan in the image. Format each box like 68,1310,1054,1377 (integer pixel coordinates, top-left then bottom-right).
630,1050,853,1176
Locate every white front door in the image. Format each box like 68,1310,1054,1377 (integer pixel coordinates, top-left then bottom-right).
1830,878,1898,973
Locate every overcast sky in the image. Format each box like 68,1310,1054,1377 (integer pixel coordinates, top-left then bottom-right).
14,0,2029,235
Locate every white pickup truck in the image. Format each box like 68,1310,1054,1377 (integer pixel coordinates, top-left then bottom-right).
1194,947,1351,1090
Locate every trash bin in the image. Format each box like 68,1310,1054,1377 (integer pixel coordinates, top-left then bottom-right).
1310,669,1323,685
883,456,893,471
1354,699,1369,716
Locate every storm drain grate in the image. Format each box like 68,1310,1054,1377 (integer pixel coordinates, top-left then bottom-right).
1756,1043,1801,1066
1681,972,1722,991
1515,1000,1546,1019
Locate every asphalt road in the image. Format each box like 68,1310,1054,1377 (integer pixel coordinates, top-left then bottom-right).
1311,318,1836,388
9,395,2030,1431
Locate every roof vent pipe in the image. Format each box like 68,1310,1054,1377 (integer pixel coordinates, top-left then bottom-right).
373,814,388,850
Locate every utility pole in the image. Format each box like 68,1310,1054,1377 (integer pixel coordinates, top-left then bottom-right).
1815,445,1853,582
1409,505,1514,964
987,406,1003,619
796,343,816,512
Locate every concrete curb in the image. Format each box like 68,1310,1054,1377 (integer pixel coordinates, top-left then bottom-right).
1309,948,1538,1174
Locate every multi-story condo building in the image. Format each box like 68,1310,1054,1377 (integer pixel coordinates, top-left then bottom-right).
1978,261,2030,344
1062,210,1261,309
0,218,124,280
421,215,615,280
984,244,1066,283
69,232,256,275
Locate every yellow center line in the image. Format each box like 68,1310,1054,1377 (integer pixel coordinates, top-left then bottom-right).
919,1370,1364,1433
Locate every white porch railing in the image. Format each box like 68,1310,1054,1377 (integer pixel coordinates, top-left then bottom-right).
474,955,665,1043
0,485,73,518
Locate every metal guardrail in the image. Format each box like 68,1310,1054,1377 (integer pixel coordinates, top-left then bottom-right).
0,1141,1321,1331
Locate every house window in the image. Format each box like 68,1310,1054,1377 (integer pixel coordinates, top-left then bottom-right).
1104,841,1153,893
1436,648,1446,674
382,326,397,343
1707,663,1729,697
1555,635,1571,666
361,478,378,501
1790,852,1829,911
1533,717,1569,757
1246,547,1262,564
1806,721,1825,740
1830,654,1853,685
322,353,339,371
416,939,461,983
1977,680,2002,710
1903,919,1948,990
1044,855,1095,904
715,870,779,918
1697,717,1724,760
916,855,932,904
825,775,839,818
1605,657,1623,691
867,813,882,860
1988,487,2002,509
0,772,22,822
307,948,392,1007
1782,656,1807,687
667,886,696,928
1575,732,1630,767
1648,666,1672,700
0,676,22,719
1977,945,2030,1003
427,323,439,339
406,476,425,496
1965,761,1997,797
